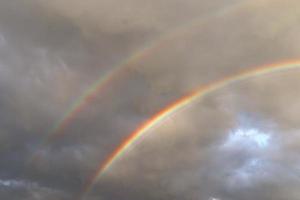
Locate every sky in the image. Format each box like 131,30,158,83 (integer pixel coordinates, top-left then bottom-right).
1,0,300,199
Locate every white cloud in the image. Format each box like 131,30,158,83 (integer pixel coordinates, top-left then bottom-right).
0,179,35,188
223,128,271,149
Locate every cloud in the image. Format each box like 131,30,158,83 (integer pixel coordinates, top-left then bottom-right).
1,0,300,199
0,179,68,199
37,0,242,33
223,128,271,149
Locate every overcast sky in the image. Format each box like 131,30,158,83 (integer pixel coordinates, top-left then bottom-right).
1,0,300,199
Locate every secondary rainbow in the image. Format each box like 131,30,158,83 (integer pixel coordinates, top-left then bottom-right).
78,60,300,199
43,0,248,142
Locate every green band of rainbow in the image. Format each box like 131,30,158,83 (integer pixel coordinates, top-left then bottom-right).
78,60,300,199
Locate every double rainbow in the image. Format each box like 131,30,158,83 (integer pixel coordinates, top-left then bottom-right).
30,0,248,162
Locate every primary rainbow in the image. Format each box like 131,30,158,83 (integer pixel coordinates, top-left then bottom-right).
78,60,300,199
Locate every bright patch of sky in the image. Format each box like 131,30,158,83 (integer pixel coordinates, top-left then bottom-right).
224,128,271,149
209,198,220,200
0,179,35,188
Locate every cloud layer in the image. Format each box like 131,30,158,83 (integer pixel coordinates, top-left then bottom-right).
1,0,300,199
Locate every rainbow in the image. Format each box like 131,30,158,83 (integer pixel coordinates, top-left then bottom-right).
42,0,248,142
29,0,250,166
78,60,300,199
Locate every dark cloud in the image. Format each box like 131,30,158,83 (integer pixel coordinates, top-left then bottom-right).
1,0,300,199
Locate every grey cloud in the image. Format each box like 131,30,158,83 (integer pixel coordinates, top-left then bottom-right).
1,0,300,199
38,0,242,33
